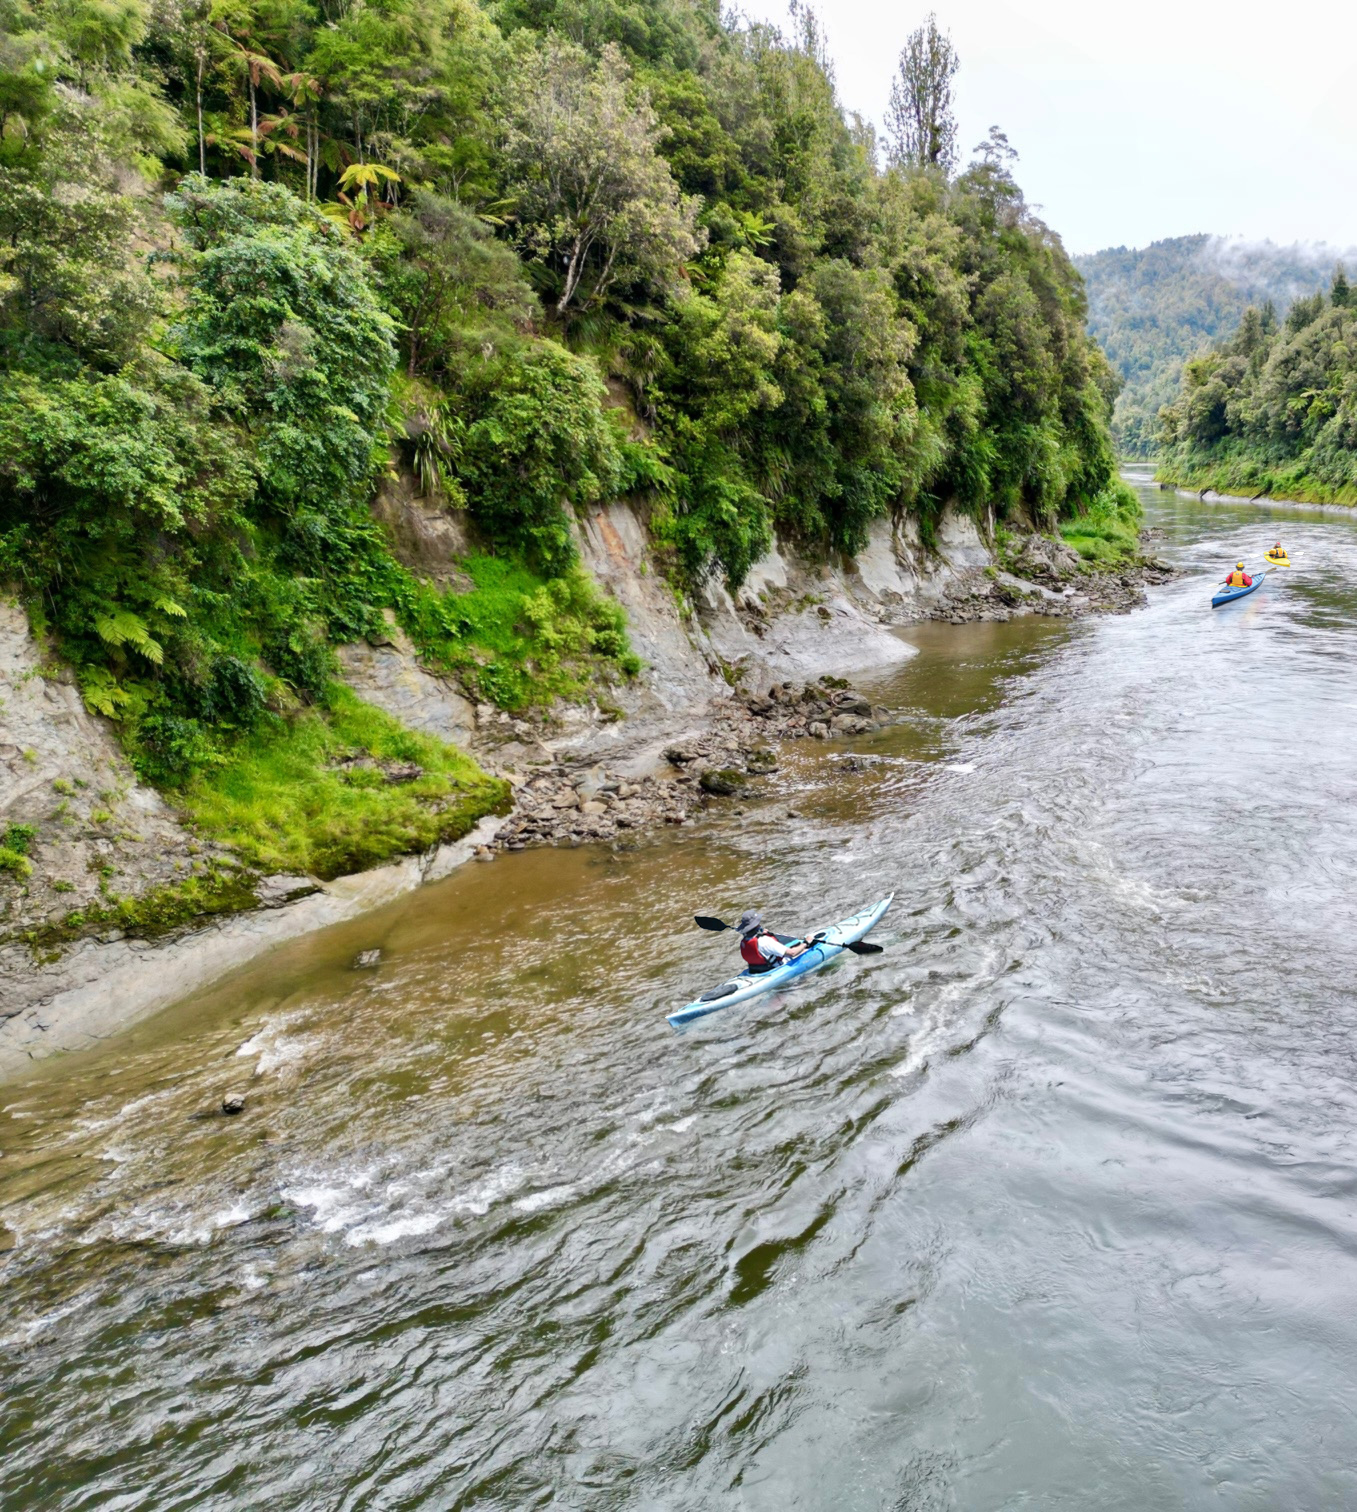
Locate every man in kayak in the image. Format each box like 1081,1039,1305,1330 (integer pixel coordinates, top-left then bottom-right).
1222,562,1253,588
1266,541,1287,561
737,911,810,973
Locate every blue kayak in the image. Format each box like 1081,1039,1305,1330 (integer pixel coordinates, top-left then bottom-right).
1212,569,1268,608
668,894,892,1028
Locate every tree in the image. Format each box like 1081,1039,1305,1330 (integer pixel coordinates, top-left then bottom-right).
504,38,702,316
1333,262,1351,308
885,12,959,174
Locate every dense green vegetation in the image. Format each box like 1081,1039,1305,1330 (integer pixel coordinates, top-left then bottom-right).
1076,236,1353,457
1158,269,1357,504
0,0,1123,869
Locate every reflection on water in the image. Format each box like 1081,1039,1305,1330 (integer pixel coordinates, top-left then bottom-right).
7,483,1357,1508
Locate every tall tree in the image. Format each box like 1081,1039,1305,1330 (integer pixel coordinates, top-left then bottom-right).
885,12,958,174
504,39,701,316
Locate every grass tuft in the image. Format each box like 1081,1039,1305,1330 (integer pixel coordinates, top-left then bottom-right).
399,556,642,711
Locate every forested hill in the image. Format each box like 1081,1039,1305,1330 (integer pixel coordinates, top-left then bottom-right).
1076,235,1354,457
0,0,1124,813
1158,270,1357,505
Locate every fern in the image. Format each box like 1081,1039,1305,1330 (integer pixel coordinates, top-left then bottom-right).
93,610,164,665
80,667,134,718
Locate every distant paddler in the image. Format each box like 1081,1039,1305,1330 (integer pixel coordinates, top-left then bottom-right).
1264,541,1291,566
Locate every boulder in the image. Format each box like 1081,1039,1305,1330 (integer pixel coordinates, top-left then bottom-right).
353,948,382,969
221,1093,247,1116
808,721,830,739
745,747,778,774
699,768,746,797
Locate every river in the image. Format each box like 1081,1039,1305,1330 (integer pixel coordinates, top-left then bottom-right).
5,477,1357,1509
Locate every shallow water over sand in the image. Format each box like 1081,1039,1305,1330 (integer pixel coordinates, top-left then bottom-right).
6,480,1357,1508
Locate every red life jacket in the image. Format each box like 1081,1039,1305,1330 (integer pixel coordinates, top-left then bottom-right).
741,934,775,967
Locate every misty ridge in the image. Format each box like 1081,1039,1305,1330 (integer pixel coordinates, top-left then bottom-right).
1076,234,1357,456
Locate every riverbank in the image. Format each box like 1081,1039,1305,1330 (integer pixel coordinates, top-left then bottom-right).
1162,481,1357,515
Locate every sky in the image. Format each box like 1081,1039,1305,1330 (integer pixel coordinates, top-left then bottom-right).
735,0,1357,256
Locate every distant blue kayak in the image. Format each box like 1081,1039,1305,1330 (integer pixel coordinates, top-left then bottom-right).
668,895,892,1028
1212,569,1267,608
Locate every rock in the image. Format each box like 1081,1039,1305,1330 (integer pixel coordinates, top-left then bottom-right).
786,809,802,819
382,761,423,785
551,791,581,810
828,690,872,716
575,766,619,799
699,768,746,797
664,743,700,766
221,1092,247,1116
472,846,495,862
808,721,830,739
255,875,318,908
580,800,608,816
353,948,382,969
831,713,873,736
745,747,778,774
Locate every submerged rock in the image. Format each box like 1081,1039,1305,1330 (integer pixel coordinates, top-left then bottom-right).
221,1092,247,1116
353,948,382,969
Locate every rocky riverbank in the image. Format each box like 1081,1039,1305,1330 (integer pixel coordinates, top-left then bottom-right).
925,531,1178,626
491,681,881,853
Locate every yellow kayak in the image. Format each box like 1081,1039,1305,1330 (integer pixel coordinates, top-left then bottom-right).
1264,552,1291,567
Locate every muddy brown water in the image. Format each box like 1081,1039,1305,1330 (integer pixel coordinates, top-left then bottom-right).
6,477,1357,1508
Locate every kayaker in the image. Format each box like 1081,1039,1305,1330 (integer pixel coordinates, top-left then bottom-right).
1223,562,1253,588
1266,541,1286,560
737,911,809,973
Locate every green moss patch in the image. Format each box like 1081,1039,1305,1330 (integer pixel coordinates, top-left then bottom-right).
22,867,263,956
180,686,510,880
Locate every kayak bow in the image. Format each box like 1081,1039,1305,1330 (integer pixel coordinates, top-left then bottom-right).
668,894,892,1028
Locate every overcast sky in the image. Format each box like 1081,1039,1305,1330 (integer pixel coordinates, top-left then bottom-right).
736,0,1357,256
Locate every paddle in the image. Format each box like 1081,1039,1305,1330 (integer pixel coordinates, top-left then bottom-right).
693,915,884,955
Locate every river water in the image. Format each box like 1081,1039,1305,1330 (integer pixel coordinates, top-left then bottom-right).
6,478,1357,1508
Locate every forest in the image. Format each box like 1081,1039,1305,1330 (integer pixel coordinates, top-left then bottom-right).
1157,268,1357,505
1076,235,1351,458
0,0,1126,806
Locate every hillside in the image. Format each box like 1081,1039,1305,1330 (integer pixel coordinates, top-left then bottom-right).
1158,271,1357,505
1076,235,1355,456
0,0,1132,941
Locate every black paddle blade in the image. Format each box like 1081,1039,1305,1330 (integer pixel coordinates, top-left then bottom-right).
844,940,884,955
694,915,731,932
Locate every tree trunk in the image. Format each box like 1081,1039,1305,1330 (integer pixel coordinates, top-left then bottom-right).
250,77,259,178
558,236,586,314
195,55,206,175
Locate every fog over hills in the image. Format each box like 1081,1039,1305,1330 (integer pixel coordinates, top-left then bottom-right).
1075,236,1357,456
